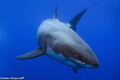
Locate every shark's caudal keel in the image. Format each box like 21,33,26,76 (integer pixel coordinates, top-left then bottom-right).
16,6,100,73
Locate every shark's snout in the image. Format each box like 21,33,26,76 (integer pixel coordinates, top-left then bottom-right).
94,62,100,67
86,57,100,69
77,48,100,69
90,62,100,69
83,58,100,69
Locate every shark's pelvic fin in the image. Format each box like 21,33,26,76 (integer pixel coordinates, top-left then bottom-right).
16,48,45,60
53,5,58,19
69,9,87,31
72,68,78,73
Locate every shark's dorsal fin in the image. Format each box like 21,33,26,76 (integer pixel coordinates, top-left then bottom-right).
69,9,87,31
53,5,58,19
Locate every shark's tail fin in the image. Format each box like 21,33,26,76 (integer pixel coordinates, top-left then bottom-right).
53,5,58,19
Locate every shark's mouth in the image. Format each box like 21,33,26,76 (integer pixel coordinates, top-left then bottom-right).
68,57,97,69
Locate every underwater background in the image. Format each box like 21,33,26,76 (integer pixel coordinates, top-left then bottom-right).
0,0,120,80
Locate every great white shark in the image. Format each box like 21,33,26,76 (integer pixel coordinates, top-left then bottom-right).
16,6,100,73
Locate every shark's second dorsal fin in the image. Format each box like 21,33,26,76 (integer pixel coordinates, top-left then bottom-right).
53,5,58,19
69,9,87,31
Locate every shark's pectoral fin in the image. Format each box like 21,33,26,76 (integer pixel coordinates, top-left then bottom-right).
16,48,45,60
72,68,78,73
68,9,87,31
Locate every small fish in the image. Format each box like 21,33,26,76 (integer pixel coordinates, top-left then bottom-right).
16,5,100,73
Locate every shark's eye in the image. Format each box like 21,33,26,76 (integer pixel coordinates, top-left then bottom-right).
75,55,82,60
75,55,78,57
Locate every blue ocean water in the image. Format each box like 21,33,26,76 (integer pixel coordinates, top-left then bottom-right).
0,0,120,80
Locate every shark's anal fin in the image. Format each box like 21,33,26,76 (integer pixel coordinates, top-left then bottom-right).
69,9,87,31
72,68,78,73
16,48,45,60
